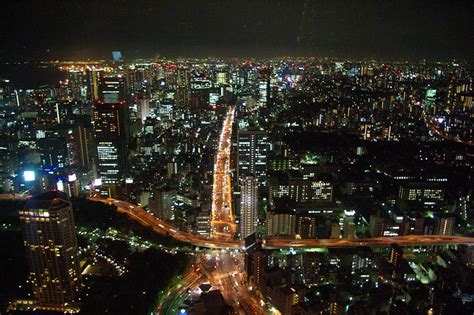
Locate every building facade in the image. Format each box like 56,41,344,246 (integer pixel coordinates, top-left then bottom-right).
240,176,258,240
18,192,81,311
93,74,130,184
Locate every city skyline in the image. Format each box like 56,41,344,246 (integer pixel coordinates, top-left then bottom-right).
1,54,473,315
0,2,473,314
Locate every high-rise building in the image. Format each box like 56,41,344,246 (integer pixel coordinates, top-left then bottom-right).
68,116,95,169
67,70,85,101
18,192,81,312
65,174,80,198
151,189,177,220
240,176,258,240
237,128,268,187
258,80,269,107
0,79,17,107
84,68,103,102
137,96,150,123
216,71,228,85
251,250,266,291
189,76,211,109
0,132,14,192
93,74,130,184
99,74,127,104
176,67,190,108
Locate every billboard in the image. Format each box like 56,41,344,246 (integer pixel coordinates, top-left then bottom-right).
23,171,35,182
112,51,122,61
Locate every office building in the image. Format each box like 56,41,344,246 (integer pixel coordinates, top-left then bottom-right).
18,192,81,311
269,174,333,207
251,250,266,290
68,116,95,169
93,74,130,184
258,80,269,108
238,128,268,187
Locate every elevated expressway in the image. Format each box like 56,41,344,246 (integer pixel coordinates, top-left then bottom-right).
1,198,474,250
82,197,474,249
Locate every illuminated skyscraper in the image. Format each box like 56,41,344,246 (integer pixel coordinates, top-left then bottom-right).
68,116,95,169
176,66,190,108
0,79,17,107
84,68,103,102
388,243,403,267
258,79,269,107
18,192,81,312
67,70,85,101
237,128,268,187
93,75,129,184
436,217,455,235
425,89,437,115
240,176,258,240
137,96,150,123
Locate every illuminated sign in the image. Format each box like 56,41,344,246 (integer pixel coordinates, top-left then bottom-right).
344,210,356,216
57,180,65,192
68,174,77,182
23,171,35,182
112,51,122,61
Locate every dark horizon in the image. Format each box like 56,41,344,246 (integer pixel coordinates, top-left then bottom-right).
1,0,473,61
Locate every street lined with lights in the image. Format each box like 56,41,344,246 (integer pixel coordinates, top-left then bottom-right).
1,194,473,249
210,106,237,239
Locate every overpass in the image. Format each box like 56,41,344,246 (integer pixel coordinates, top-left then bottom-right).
2,196,474,250
264,235,474,249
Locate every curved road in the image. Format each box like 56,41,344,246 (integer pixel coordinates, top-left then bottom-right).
2,193,473,249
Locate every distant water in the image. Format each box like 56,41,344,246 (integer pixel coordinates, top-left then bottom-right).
0,63,66,89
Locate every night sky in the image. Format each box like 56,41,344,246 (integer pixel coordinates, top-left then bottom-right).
1,0,473,60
